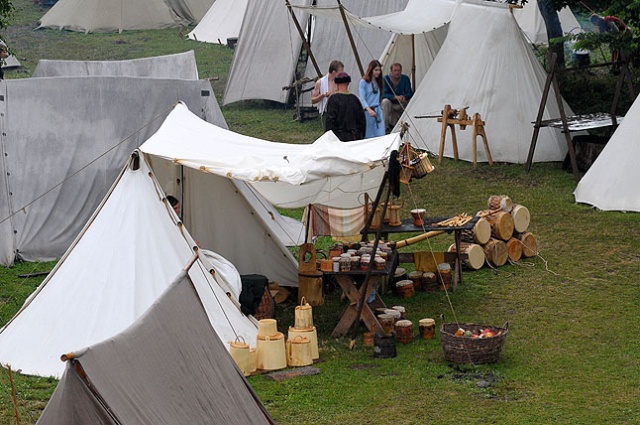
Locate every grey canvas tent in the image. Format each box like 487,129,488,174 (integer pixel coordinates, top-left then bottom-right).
36,268,273,424
32,51,199,78
38,0,215,33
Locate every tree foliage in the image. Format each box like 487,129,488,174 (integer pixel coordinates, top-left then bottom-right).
0,0,13,32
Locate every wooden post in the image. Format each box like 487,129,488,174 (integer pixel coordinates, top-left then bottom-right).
552,67,580,182
471,113,493,169
337,0,364,76
8,366,22,425
411,34,416,92
285,0,322,78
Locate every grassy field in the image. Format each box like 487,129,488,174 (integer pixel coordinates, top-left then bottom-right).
1,1,640,424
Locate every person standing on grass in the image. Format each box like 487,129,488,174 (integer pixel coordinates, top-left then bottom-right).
311,59,344,130
359,60,385,139
325,72,366,142
381,62,413,133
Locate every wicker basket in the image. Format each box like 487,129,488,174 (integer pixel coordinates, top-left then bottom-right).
440,319,508,364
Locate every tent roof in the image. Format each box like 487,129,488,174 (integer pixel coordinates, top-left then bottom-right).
36,271,272,424
574,94,640,212
140,102,400,207
398,0,570,164
188,0,249,44
0,153,258,378
38,0,214,33
32,51,199,79
512,0,582,45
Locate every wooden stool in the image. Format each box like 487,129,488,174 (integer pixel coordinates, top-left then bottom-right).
438,104,494,169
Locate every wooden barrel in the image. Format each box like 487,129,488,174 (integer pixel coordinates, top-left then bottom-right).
394,320,414,344
418,318,436,339
395,280,415,298
421,272,438,292
486,210,514,241
408,271,423,291
511,204,530,233
487,195,513,212
517,232,537,257
436,263,452,290
506,238,523,262
448,242,486,270
377,314,395,335
483,238,508,267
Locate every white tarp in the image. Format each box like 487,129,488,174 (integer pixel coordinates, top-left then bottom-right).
574,94,640,212
512,0,583,45
38,0,214,33
0,153,259,378
140,102,400,208
188,0,248,45
32,51,199,79
398,0,570,164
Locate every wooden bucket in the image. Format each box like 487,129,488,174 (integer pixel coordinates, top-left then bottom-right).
298,243,323,306
486,211,514,241
257,319,278,338
506,238,523,262
400,164,414,184
408,270,423,291
256,332,287,371
436,263,452,290
294,298,314,330
394,320,414,344
288,326,319,360
377,314,395,335
395,279,415,298
448,242,486,270
229,336,252,377
511,204,530,233
487,195,513,212
421,272,438,292
517,232,537,257
483,238,508,267
249,348,257,373
287,336,313,367
462,216,492,245
418,318,436,339
412,153,434,178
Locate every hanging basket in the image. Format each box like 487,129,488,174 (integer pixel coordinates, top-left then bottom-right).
440,316,508,364
400,164,414,185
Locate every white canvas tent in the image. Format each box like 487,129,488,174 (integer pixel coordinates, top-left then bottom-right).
140,102,401,209
512,0,583,45
574,94,640,212
0,75,221,267
38,0,214,33
397,0,571,163
32,51,199,79
36,269,272,424
188,0,248,45
0,152,259,378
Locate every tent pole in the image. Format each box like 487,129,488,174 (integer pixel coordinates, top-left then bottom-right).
337,0,364,76
411,34,416,91
285,0,322,78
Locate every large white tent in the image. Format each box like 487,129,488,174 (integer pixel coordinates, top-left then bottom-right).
36,269,272,424
512,0,583,45
188,0,248,45
574,94,640,212
38,0,214,33
140,102,401,209
0,152,259,378
32,51,199,79
397,0,570,164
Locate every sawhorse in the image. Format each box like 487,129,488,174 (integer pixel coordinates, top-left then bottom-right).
438,104,494,169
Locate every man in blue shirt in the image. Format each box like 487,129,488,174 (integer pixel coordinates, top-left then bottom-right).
382,63,413,133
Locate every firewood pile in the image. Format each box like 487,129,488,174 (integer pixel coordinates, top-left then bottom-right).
448,195,537,270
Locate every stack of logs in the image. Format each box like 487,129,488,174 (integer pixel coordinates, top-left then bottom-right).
449,195,538,270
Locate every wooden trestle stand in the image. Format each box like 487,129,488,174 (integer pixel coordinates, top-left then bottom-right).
438,104,493,169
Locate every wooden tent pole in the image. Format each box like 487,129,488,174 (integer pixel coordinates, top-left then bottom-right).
411,34,416,92
8,366,21,425
337,0,364,76
285,0,322,78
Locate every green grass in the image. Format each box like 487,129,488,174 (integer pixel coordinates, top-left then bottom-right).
1,1,640,424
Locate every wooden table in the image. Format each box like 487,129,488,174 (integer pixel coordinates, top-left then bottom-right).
328,255,396,338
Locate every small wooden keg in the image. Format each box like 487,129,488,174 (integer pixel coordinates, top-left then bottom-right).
377,314,395,335
418,318,436,339
394,320,414,344
395,279,415,298
408,270,423,291
421,272,438,292
436,263,452,290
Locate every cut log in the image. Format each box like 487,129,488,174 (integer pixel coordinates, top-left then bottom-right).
487,195,513,212
483,238,508,267
461,216,491,245
486,210,514,241
517,232,537,257
511,204,530,233
448,243,486,270
506,238,523,262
